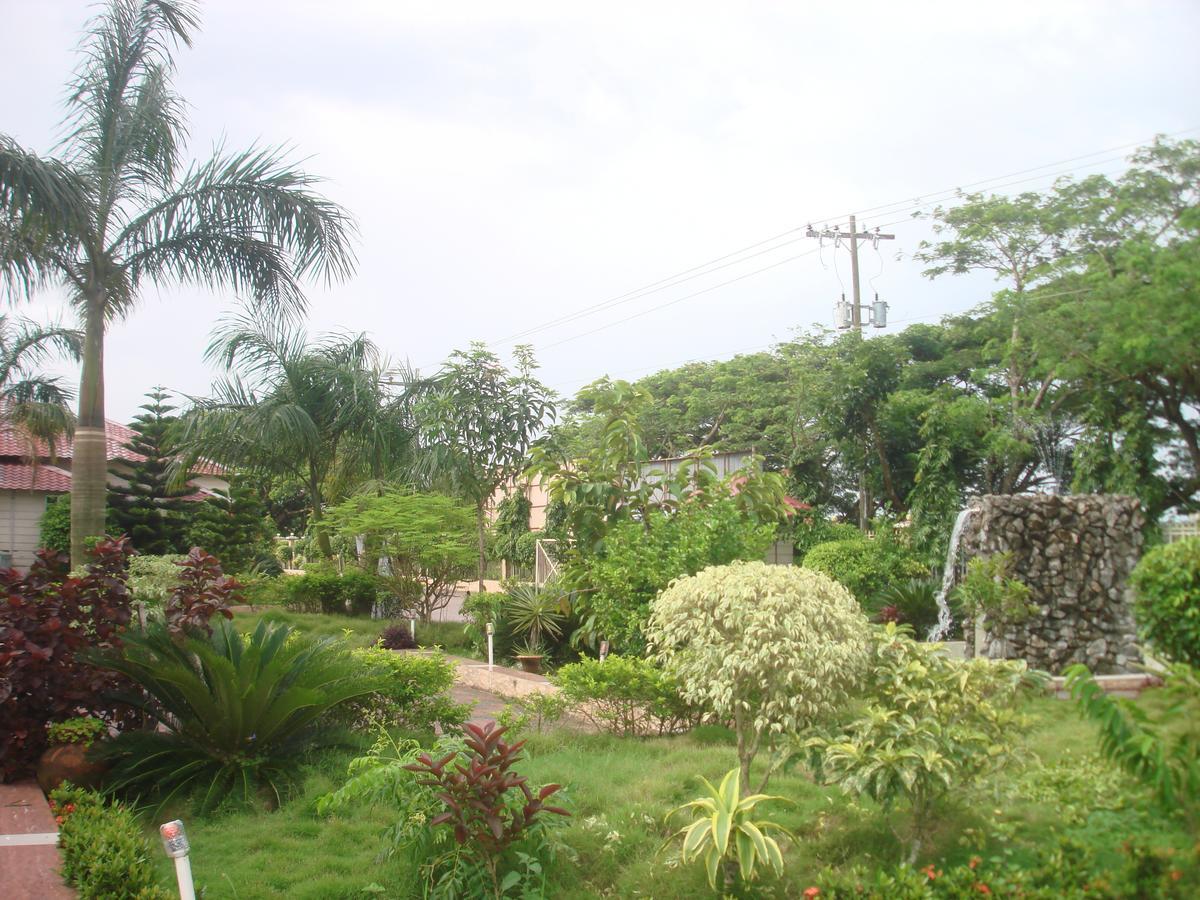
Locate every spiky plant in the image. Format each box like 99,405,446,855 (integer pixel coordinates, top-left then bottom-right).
94,618,382,811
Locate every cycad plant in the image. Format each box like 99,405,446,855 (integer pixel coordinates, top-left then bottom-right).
664,768,792,892
94,618,382,811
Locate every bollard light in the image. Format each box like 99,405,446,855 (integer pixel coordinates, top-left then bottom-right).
410,617,416,643
160,820,196,900
486,621,495,671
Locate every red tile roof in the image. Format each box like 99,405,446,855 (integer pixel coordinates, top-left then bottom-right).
0,420,224,475
0,464,73,492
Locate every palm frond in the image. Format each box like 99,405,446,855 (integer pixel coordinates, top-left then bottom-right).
0,137,88,297
61,0,197,196
112,144,357,319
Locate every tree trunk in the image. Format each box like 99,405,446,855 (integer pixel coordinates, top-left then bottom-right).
70,295,108,568
309,470,331,557
476,502,486,593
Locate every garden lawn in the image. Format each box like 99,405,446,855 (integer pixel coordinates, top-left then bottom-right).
144,696,1194,899
231,609,474,654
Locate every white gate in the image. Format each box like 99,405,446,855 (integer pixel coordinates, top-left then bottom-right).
535,538,560,586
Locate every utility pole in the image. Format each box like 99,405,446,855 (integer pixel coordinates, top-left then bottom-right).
806,216,895,530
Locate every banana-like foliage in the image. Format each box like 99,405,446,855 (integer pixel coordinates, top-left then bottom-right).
664,768,792,892
93,618,383,811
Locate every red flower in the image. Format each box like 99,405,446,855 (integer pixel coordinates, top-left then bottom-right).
54,815,64,826
64,803,75,814
804,889,820,898
1171,870,1183,882
969,856,981,870
975,884,991,895
922,864,939,880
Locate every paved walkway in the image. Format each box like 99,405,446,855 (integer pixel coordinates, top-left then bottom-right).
0,780,74,899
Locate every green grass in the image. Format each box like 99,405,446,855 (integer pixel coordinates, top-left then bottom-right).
230,609,473,654
139,695,1194,899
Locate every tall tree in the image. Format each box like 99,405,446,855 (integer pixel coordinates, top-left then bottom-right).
0,1,356,566
108,387,190,554
414,343,555,589
175,310,401,557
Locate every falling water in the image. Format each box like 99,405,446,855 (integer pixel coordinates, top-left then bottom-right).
927,507,973,642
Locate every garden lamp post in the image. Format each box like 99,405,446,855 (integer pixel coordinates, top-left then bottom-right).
159,819,196,900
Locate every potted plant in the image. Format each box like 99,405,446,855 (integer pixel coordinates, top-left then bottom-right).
37,717,109,792
505,583,565,674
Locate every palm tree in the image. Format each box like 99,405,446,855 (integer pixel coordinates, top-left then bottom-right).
0,314,82,457
175,309,407,556
0,1,356,566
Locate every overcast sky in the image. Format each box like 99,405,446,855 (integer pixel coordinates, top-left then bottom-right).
3,0,1198,422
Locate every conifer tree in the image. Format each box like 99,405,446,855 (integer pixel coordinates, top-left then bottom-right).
184,480,278,574
108,387,190,555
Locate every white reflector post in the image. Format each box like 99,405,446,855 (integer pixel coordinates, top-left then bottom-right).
160,820,196,900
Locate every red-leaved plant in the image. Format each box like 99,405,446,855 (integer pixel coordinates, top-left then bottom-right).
0,538,138,781
405,722,568,894
165,548,241,637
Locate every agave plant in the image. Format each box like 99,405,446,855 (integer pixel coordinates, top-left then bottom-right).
664,768,792,891
93,618,383,811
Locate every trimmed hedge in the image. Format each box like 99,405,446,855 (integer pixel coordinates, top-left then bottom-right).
1132,537,1200,665
51,785,172,899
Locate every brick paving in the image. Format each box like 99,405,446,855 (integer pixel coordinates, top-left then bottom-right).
0,780,74,899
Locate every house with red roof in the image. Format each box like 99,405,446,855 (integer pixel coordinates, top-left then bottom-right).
0,420,227,569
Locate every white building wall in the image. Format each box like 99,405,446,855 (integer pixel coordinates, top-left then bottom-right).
0,490,56,570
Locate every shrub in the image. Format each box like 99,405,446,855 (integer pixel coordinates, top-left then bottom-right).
380,622,417,650
553,655,698,736
52,786,172,899
284,571,345,614
94,618,384,811
340,568,380,617
350,646,470,733
802,537,928,612
805,624,1036,863
1066,661,1200,835
47,717,107,748
462,590,507,658
404,723,569,898
649,561,869,792
164,547,240,636
127,554,185,606
665,768,791,892
0,538,137,780
496,691,572,736
236,573,289,607
950,551,1036,631
1131,537,1200,665
574,498,776,653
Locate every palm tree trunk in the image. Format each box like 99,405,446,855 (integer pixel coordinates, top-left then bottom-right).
70,295,107,568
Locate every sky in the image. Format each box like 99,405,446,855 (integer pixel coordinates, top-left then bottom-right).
2,0,1198,422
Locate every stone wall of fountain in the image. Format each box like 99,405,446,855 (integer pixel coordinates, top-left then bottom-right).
954,494,1144,674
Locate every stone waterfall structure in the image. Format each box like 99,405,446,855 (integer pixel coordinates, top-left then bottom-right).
953,494,1144,674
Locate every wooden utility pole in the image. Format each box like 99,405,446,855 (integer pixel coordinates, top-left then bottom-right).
806,216,895,529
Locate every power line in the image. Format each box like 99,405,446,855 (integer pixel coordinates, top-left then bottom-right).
417,126,1197,368
537,248,819,352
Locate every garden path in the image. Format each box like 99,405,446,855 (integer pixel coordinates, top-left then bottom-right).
0,780,74,899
